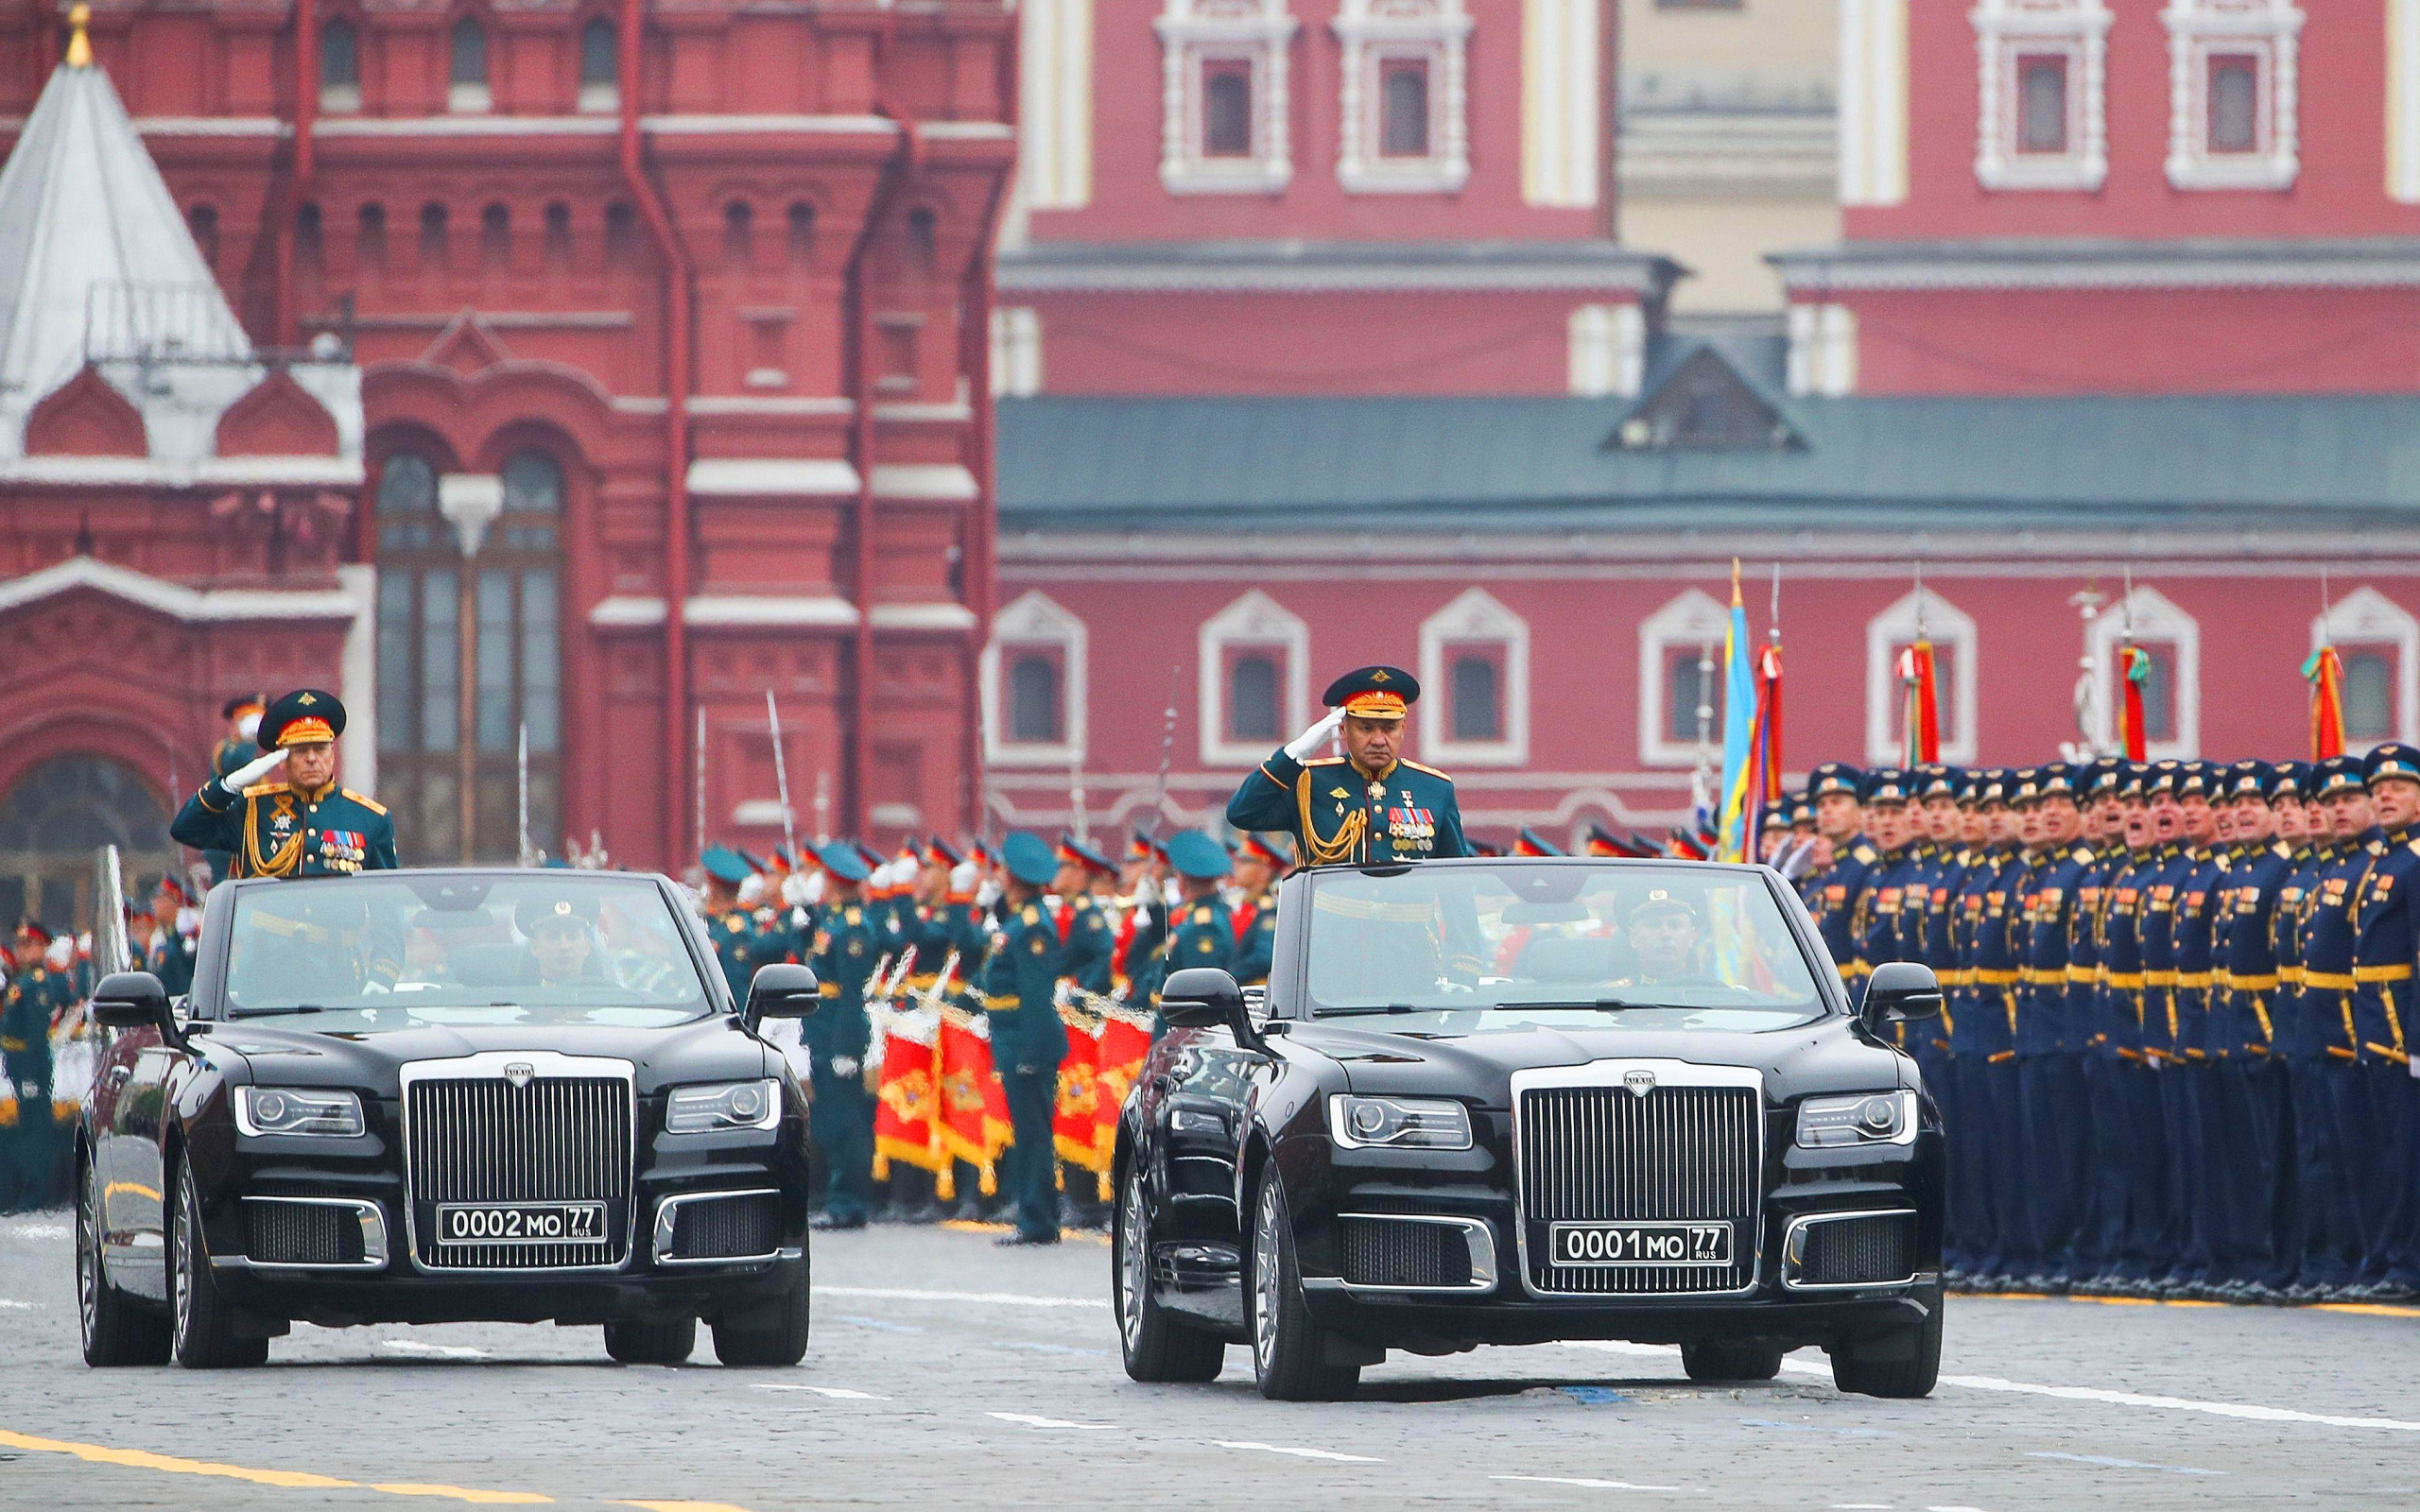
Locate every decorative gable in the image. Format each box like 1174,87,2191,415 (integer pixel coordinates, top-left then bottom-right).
216,369,340,456
24,366,147,456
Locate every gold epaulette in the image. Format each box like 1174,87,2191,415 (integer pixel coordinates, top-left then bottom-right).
342,788,388,816
1397,759,1453,782
243,781,292,799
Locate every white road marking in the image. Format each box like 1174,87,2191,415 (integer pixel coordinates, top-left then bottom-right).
817,1285,1108,1310
0,1299,34,1311
5,1225,65,1241
376,1340,489,1360
754,1384,890,1400
1492,1473,1687,1492
986,1412,1114,1431
2030,1452,2221,1476
1215,1441,1382,1463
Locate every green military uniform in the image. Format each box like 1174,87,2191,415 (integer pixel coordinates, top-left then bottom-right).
805,846,882,1228
169,691,396,879
1225,664,1468,867
979,833,1072,1245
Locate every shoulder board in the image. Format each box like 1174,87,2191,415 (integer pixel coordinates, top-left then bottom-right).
1851,844,1877,863
1020,904,1041,925
1398,759,1453,782
340,788,388,816
1301,756,1346,767
242,781,290,798
2072,846,2095,864
1192,905,1214,925
2273,842,2292,859
843,906,862,926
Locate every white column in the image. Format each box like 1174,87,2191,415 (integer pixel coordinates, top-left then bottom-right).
1521,0,1598,208
336,562,378,796
1020,0,1095,212
2393,0,2420,200
1839,0,1910,207
991,307,1043,398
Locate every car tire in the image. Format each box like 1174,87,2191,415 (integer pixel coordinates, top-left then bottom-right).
168,1160,268,1370
604,1315,698,1366
78,1152,169,1367
711,1258,811,1367
1247,1168,1360,1402
1113,1158,1223,1384
1681,1340,1785,1383
1828,1284,1943,1399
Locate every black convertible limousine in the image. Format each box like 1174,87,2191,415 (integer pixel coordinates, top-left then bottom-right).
1110,856,1947,1400
75,869,821,1369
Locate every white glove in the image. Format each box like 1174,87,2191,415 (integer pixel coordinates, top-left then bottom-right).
737,874,768,908
803,870,826,906
975,878,1002,909
1283,708,1345,761
221,747,288,790
780,872,814,907
1131,902,1152,930
949,860,979,895
1162,879,1181,909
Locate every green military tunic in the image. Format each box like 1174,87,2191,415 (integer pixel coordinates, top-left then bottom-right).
170,776,398,879
1227,750,1468,867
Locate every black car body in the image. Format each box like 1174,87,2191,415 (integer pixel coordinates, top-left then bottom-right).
1111,857,1947,1400
74,868,820,1369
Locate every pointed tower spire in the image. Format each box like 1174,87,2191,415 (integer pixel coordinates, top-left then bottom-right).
65,4,92,69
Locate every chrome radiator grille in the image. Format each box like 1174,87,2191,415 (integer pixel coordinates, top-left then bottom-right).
1516,1083,1761,1296
405,1075,631,1270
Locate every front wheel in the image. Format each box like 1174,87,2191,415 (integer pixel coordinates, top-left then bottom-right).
1829,1284,1943,1399
712,1259,811,1367
78,1152,169,1366
1113,1159,1223,1383
169,1160,268,1369
1247,1170,1361,1401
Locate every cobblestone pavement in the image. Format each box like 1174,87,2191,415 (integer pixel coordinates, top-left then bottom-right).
3,1215,2415,1510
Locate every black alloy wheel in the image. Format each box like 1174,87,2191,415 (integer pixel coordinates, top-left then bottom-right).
604,1315,699,1365
1113,1158,1223,1383
711,1257,811,1366
1681,1340,1786,1383
169,1160,268,1369
78,1153,169,1366
1247,1169,1361,1401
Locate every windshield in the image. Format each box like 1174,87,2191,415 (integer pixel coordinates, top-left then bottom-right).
224,874,714,1029
1304,861,1826,1031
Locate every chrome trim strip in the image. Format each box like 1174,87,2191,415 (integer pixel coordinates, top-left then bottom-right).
397,1052,637,1277
233,1195,389,1271
1779,1208,1922,1293
1328,1211,1497,1294
651,1188,786,1267
1509,1059,1767,1301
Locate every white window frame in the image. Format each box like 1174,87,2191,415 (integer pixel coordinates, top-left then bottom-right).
1199,589,1309,766
1333,0,1472,194
2162,0,2302,191
1568,303,1645,398
2090,585,2201,759
1637,588,1732,768
1418,587,1529,767
982,591,1087,768
1785,302,1857,397
1156,0,1299,195
1864,588,1979,765
991,306,1042,397
2313,586,2420,746
1972,0,2112,191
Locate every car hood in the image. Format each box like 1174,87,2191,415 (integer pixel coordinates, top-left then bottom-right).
198,1016,777,1095
1294,1017,1906,1106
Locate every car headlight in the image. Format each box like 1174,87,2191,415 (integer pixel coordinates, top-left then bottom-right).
1328,1094,1473,1151
1796,1090,1917,1148
666,1078,783,1134
233,1086,366,1138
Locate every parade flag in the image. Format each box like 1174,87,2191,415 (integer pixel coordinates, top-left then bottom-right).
2116,644,2151,761
1715,562,1757,863
1054,1004,1112,1200
871,1009,954,1200
1740,640,1784,860
2305,645,2347,761
936,1005,1010,1195
1091,999,1155,1174
1897,640,1939,766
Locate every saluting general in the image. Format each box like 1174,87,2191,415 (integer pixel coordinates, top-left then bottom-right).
1226,665,1467,866
170,689,396,878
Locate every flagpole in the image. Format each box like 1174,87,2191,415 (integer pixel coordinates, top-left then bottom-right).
766,690,798,864
693,704,706,867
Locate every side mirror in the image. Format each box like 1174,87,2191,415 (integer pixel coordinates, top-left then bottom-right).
93,971,178,1044
1861,960,1945,1032
744,962,821,1030
1159,967,1261,1049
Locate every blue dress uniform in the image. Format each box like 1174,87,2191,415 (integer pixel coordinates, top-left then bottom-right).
2290,755,2376,1297
2011,765,2095,1287
2096,770,2173,1287
170,691,397,880
1852,770,1919,1031
1226,665,1469,866
2067,762,2132,1288
804,843,882,1229
979,833,1073,1245
2212,761,2298,1297
1798,763,1878,994
2347,744,2420,1297
2162,765,2230,1291
1946,772,2024,1282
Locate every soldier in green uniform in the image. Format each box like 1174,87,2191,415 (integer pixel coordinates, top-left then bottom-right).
1230,832,1289,987
143,874,199,997
1,924,75,1210
805,841,882,1230
698,847,769,1005
1052,836,1118,996
201,694,266,885
1135,832,1236,1017
1226,665,1468,866
170,689,397,880
979,832,1071,1246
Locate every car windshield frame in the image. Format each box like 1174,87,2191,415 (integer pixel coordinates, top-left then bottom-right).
1292,858,1837,1033
215,870,719,1031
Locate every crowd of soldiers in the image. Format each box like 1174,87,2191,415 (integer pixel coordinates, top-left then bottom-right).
1782,749,2420,1305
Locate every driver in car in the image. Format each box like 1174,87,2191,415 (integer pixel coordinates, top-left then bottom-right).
1617,890,1724,991
518,896,611,988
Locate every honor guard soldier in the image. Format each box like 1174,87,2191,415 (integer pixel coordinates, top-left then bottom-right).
2013,764,2095,1292
1051,836,1118,996
2163,764,2230,1295
1136,832,1237,1018
1851,768,1918,1006
2348,744,2420,1297
144,874,199,997
699,846,768,1004
171,690,396,880
201,693,266,884
1226,665,1468,866
804,841,881,1231
1799,763,1877,990
978,833,1071,1246
2068,760,2131,1291
2213,760,2295,1299
1230,833,1290,987
1943,769,2016,1285
2268,763,2360,1298
2290,755,2375,1297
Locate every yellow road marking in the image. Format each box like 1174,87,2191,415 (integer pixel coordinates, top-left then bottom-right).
102,1180,162,1202
0,1427,550,1503
939,1219,1110,1247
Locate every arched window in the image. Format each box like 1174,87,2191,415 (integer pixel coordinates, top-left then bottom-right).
320,18,361,112
449,17,490,112
2346,650,2395,743
419,201,449,263
579,17,618,111
604,201,638,266
1450,655,1499,741
543,201,573,266
786,202,816,266
1380,62,1429,158
0,756,175,933
1198,589,1306,765
984,591,1087,766
295,202,324,269
1008,655,1063,743
480,202,510,267
723,201,753,267
1421,586,1529,765
357,202,387,266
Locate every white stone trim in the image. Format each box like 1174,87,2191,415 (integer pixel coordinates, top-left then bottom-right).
983,590,1089,768
685,457,861,496
1771,241,2420,292
0,455,361,487
1418,588,1529,767
1785,302,1858,396
1566,303,1645,398
870,602,980,631
0,555,360,623
1636,588,1732,768
1197,589,1309,767
2162,0,2302,192
2393,0,2420,202
992,307,1044,397
1862,588,1979,765
584,595,862,628
872,464,980,502
1840,0,1910,207
1971,0,2112,192
1333,0,1472,195
2313,586,2420,744
2090,585,2201,759
1520,0,1598,208
1020,0,1095,211
1155,0,1299,195
336,562,378,796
